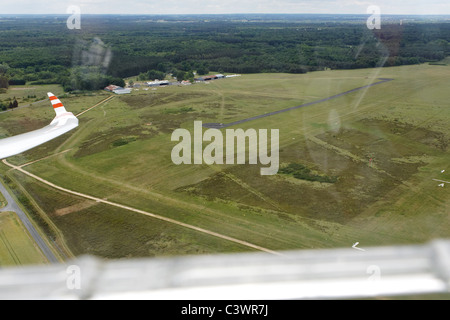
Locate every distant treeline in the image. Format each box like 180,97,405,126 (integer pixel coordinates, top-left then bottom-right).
0,15,448,91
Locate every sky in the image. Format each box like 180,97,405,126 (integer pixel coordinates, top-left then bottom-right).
1,0,449,15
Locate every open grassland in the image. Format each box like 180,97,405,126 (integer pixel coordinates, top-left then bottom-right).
0,63,449,259
0,191,6,208
0,211,48,266
0,84,64,107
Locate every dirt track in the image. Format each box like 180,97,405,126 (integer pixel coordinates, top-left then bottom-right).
2,159,281,256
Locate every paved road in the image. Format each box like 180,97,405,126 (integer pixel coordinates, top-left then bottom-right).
0,99,47,115
0,95,116,265
0,180,59,263
203,78,394,129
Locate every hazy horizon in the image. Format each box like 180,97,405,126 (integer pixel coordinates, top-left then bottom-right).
1,1,449,16
1,13,449,16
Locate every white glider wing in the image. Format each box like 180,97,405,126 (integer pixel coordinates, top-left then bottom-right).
0,93,78,159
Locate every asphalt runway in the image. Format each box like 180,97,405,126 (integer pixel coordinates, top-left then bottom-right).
203,78,394,129
0,180,58,263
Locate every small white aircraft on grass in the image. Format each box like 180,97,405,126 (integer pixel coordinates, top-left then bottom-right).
0,93,78,159
352,242,366,252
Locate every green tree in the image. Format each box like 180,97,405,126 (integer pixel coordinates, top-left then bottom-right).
175,70,186,81
0,76,9,89
197,66,209,75
0,63,10,75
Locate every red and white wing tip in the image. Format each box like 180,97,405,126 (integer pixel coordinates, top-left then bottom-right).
47,92,65,110
47,92,69,116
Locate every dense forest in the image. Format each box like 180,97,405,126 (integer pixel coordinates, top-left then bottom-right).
0,14,448,91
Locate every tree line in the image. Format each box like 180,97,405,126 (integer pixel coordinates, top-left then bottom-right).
0,15,448,91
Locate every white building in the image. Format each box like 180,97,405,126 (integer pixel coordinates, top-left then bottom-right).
105,85,131,94
113,88,132,94
147,80,170,87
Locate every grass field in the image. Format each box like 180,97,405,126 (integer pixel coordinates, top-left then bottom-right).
0,63,449,260
0,191,6,208
0,211,48,266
